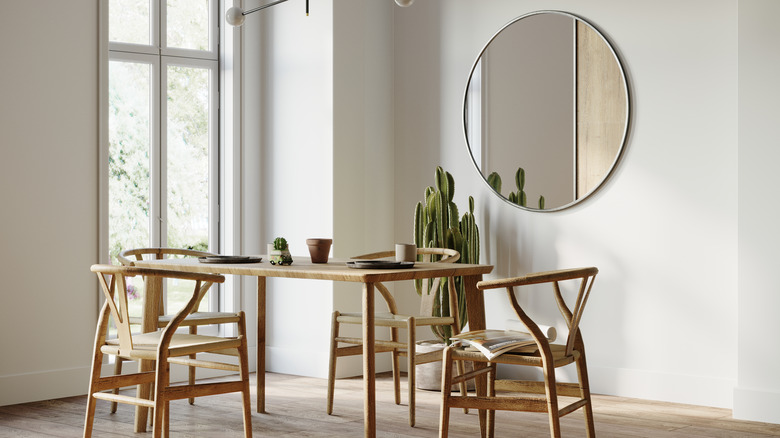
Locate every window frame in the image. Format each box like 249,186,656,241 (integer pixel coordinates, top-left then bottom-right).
160,56,220,252
100,0,234,331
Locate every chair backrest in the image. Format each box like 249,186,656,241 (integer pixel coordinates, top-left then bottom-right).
351,248,460,316
91,264,224,351
354,247,460,265
117,247,215,266
117,247,216,315
477,267,598,357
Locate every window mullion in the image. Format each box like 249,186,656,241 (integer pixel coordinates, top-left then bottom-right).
209,60,220,317
152,0,162,53
155,58,166,248
154,0,164,248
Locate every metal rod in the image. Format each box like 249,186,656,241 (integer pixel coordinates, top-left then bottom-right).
242,0,290,16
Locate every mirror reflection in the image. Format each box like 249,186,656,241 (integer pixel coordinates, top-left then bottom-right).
465,11,629,211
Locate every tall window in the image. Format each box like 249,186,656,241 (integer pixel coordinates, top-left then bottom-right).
107,0,219,316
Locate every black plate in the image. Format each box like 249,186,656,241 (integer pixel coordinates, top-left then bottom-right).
198,256,263,264
346,260,415,269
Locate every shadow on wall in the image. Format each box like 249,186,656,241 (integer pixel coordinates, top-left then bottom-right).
477,195,628,386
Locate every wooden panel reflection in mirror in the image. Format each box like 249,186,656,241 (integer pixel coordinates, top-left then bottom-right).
576,21,628,198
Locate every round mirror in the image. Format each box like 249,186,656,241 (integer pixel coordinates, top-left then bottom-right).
464,11,630,211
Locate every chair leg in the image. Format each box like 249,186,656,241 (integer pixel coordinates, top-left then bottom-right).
407,318,416,427
455,360,469,414
487,363,496,438
576,349,596,438
151,404,163,437
83,393,97,438
153,349,171,438
152,382,166,438
238,312,254,438
438,346,453,438
542,359,562,438
83,361,102,438
85,303,110,438
326,311,340,415
148,381,156,428
188,326,197,405
110,358,123,413
163,401,170,438
391,326,401,406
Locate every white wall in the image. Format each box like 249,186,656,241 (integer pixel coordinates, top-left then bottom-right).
0,1,99,405
331,0,396,376
2,0,780,425
735,0,780,424
394,0,740,410
247,0,337,377
246,0,396,378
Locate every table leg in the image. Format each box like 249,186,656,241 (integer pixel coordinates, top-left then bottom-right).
362,282,376,438
135,275,161,432
462,274,487,436
257,276,266,413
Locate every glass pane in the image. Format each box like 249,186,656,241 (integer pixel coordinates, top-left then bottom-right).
166,0,210,51
166,64,211,313
108,60,152,265
108,60,153,321
109,0,151,45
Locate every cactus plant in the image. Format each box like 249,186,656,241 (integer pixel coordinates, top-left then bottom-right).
507,167,528,207
413,166,480,343
270,236,293,265
487,171,502,194
495,167,545,209
273,237,288,251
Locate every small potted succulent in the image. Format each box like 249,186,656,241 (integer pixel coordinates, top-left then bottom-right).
269,237,293,266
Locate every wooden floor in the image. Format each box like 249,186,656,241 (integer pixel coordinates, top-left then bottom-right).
1,372,779,437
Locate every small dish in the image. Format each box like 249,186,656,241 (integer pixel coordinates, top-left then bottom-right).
346,260,415,269
198,256,263,264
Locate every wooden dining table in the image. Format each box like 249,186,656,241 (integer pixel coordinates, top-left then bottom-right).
133,255,493,437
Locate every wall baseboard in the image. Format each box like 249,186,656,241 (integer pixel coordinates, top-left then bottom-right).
0,366,89,407
0,352,253,407
266,345,394,379
588,364,734,409
2,354,744,415
266,346,331,379
734,386,780,424
495,362,734,409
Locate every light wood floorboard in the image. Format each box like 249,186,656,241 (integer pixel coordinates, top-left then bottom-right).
1,372,779,437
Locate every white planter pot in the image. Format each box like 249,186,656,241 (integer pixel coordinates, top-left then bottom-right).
415,341,474,391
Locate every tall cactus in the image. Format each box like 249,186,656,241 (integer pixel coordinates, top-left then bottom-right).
414,166,480,343
487,171,502,194
504,167,545,209
508,167,527,207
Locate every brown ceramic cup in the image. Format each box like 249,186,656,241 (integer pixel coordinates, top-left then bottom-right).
306,238,332,263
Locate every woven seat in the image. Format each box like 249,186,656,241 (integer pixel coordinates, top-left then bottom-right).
83,265,252,438
439,267,598,438
111,247,243,407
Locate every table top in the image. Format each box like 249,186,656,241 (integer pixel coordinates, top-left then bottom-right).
133,256,493,283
